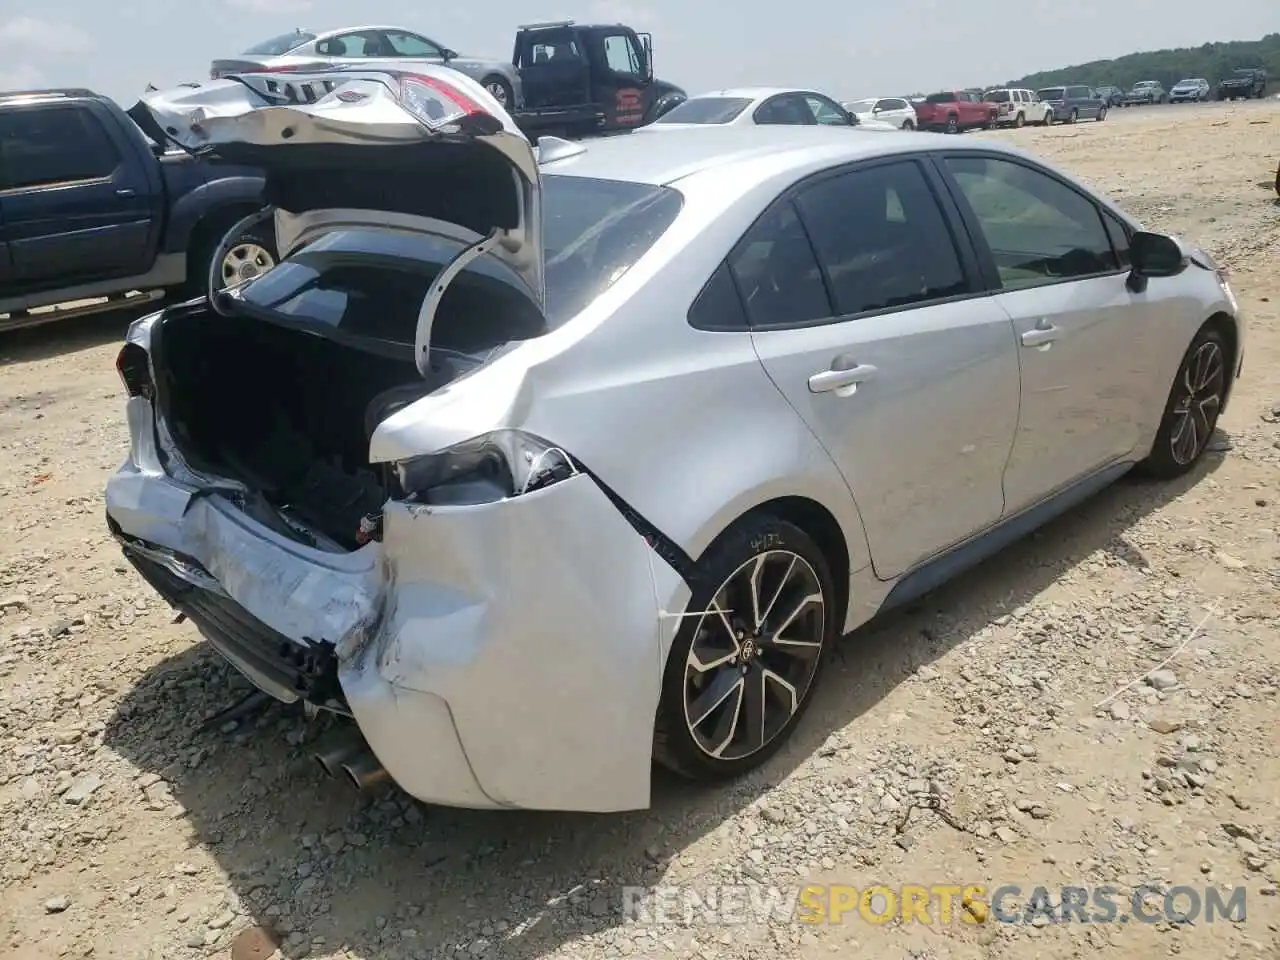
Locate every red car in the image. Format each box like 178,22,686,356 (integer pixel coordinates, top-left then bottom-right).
913,90,997,134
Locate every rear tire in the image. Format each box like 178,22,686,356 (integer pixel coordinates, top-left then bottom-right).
1014,111,1025,128
480,75,514,109
901,118,915,130
1135,326,1228,480
652,515,837,781
945,114,959,134
1069,108,1079,123
1096,106,1107,121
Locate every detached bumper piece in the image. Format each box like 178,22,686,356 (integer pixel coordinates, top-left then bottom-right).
118,538,344,709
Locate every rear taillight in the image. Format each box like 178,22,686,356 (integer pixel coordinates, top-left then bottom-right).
116,343,153,399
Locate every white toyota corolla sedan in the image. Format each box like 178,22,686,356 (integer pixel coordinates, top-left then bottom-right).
110,65,1244,813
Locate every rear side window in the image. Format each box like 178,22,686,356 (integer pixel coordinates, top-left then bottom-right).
242,31,315,55
655,97,751,124
688,262,748,331
1039,88,1065,100
0,107,119,190
795,161,970,317
727,202,831,327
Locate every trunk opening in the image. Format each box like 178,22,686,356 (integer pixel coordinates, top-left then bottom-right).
150,266,540,552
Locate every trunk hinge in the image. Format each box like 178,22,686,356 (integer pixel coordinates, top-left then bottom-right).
414,227,503,378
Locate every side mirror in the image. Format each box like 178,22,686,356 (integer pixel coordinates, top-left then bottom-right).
1127,230,1188,291
440,48,457,61
639,32,653,80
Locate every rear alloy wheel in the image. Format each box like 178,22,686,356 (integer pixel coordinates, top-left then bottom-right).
1096,106,1107,121
653,516,835,780
481,75,514,109
1044,110,1055,126
1136,327,1228,480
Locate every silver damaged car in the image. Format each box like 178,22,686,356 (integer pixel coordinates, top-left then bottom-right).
109,65,1245,812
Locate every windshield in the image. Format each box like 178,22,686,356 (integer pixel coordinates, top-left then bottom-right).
232,176,684,355
1175,79,1200,86
845,99,877,112
1038,88,1065,100
984,90,1011,102
924,92,956,103
655,97,752,124
242,31,315,56
1232,69,1254,76
1135,82,1157,88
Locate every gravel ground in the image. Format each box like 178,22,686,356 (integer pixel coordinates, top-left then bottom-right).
1,99,1278,960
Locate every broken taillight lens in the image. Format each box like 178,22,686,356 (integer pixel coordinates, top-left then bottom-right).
392,430,579,505
116,343,153,399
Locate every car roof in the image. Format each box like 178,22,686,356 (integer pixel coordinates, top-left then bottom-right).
538,125,1011,188
313,25,422,38
688,87,814,101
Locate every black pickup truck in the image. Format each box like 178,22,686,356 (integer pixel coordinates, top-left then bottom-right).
0,88,268,332
510,20,686,141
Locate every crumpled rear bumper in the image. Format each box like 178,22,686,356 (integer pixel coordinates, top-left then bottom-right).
105,403,686,812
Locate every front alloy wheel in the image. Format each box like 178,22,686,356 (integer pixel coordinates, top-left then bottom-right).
654,517,835,780
1137,326,1228,479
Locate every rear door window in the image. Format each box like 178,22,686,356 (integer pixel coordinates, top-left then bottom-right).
794,160,970,317
0,107,119,190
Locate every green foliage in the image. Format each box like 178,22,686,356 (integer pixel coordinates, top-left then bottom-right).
995,33,1279,94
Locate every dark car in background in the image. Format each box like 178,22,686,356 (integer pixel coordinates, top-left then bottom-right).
1036,85,1107,123
1217,68,1267,100
1094,85,1124,107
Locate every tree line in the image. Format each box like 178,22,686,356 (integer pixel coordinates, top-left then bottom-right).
991,33,1278,94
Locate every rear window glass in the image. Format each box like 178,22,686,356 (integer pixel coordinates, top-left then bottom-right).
1038,88,1065,100
242,31,315,55
231,176,684,355
655,97,752,124
924,92,956,103
984,90,1011,102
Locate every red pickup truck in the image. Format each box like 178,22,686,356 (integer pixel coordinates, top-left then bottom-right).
913,91,997,134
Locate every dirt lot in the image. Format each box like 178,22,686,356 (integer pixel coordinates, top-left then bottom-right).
1,100,1278,960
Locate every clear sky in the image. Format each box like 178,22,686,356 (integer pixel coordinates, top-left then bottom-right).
0,0,1272,105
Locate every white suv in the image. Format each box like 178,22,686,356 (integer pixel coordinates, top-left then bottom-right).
983,88,1053,127
842,96,917,130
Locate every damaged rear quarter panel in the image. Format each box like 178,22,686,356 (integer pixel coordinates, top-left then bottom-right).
368,472,667,812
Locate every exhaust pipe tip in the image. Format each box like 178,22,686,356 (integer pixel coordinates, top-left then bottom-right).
341,750,390,791
312,731,364,780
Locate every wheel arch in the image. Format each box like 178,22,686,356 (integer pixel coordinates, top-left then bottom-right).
1202,311,1240,408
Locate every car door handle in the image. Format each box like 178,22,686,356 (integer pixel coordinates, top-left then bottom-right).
1020,325,1060,347
808,363,877,394
115,188,135,197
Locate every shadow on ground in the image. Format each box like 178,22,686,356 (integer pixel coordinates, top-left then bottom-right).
103,452,1223,959
0,304,155,368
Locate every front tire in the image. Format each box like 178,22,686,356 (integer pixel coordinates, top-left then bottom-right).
1136,326,1228,480
653,515,836,781
1014,111,1025,128
1096,106,1107,121
1069,108,1079,123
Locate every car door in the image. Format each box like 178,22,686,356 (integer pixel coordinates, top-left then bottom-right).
874,98,905,126
592,29,653,128
936,152,1146,514
0,103,155,288
741,157,1021,579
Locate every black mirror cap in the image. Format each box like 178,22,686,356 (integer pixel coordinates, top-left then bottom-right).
441,48,458,60
1130,230,1188,279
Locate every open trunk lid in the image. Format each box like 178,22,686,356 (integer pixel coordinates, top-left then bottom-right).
135,66,543,374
